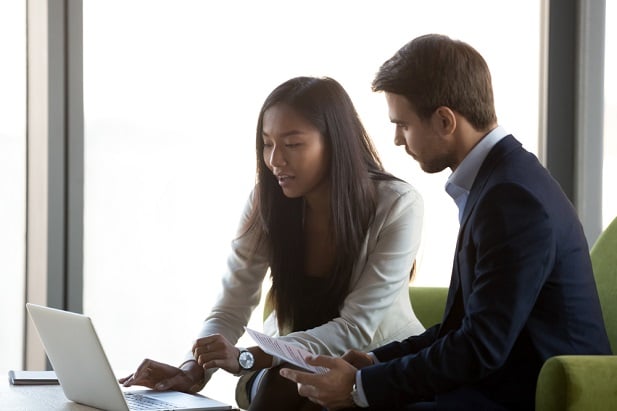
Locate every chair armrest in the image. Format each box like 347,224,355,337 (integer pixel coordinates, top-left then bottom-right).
536,355,617,411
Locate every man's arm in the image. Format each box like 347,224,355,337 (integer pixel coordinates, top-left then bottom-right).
361,184,555,408
371,324,440,362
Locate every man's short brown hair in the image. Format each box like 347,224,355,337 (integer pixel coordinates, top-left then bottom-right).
372,34,497,131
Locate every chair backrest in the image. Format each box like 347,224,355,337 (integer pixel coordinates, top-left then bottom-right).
409,286,448,329
590,216,617,353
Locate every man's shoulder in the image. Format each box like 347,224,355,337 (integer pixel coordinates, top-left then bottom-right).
480,137,551,192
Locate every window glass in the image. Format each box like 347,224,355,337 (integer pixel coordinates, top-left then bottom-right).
604,1,617,228
83,0,541,404
0,1,26,372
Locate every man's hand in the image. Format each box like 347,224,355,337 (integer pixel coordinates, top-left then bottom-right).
342,349,374,369
279,355,357,410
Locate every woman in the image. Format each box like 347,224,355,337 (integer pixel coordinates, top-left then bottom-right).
120,76,424,410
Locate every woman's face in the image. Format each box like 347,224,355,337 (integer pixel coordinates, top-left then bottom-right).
262,104,330,201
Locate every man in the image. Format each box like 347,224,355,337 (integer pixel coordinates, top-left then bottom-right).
279,34,611,410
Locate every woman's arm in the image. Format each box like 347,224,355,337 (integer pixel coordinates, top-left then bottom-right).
181,191,270,383
192,191,269,344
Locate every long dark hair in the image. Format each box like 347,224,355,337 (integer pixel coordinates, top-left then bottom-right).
246,76,394,330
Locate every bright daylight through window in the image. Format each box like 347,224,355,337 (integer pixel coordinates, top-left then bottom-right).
0,1,26,374
83,1,540,405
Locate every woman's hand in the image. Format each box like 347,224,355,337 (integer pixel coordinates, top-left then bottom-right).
119,358,205,393
192,334,242,374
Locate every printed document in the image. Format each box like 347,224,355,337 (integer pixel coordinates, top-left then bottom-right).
244,327,328,374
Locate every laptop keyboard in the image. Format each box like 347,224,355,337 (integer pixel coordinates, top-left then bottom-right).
124,392,178,410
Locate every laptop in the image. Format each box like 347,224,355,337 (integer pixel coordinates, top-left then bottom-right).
26,303,232,411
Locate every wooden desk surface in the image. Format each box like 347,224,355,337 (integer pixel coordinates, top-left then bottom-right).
1,380,99,410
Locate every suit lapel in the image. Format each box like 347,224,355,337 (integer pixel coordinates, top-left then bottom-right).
460,135,520,228
438,135,521,334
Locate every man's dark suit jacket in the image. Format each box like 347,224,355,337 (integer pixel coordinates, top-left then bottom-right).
361,136,611,410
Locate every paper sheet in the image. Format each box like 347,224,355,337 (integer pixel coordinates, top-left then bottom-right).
244,327,328,374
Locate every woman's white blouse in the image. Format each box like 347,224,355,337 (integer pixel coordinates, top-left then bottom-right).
190,178,425,367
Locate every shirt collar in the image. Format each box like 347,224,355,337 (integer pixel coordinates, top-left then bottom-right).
447,125,508,193
445,126,508,222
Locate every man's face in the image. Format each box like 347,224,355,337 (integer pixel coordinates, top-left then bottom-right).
385,92,453,173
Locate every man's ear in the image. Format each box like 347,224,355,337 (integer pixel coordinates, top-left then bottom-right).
433,106,456,135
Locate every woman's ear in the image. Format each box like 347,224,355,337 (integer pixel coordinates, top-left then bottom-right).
433,106,456,135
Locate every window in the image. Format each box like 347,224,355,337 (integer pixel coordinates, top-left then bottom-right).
604,1,617,228
0,1,26,372
83,1,541,404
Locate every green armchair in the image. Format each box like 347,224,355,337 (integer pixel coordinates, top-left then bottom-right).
408,286,448,329
535,217,617,410
409,216,617,410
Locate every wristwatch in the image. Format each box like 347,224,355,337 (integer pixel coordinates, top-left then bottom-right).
238,349,255,371
350,383,362,407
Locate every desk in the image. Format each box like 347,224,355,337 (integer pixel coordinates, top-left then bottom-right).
1,380,243,410
1,380,97,410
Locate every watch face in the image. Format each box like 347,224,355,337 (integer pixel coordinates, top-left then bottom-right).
239,350,255,370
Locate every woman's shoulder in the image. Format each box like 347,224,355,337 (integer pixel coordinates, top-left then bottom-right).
375,177,422,202
370,178,423,235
